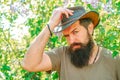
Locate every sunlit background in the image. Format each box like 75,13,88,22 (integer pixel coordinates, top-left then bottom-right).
0,0,120,79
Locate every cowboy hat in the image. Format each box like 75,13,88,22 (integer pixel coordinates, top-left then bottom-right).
54,6,100,32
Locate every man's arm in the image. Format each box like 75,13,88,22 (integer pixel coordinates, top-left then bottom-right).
22,25,53,72
21,7,73,72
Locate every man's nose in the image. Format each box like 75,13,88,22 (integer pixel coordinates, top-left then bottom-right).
69,35,76,44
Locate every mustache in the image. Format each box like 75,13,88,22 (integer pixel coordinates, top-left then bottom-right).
70,42,85,48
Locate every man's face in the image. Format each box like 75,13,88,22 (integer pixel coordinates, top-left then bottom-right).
63,21,93,50
62,20,94,68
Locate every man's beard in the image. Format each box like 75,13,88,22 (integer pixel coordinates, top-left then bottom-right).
68,35,94,68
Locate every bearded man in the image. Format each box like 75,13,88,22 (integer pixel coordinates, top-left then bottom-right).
22,6,120,80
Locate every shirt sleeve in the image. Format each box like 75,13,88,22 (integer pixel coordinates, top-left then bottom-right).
45,47,65,72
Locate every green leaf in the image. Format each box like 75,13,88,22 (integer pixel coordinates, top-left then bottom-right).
112,50,119,57
1,65,11,71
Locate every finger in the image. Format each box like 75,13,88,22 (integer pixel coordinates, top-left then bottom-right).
63,9,74,18
54,7,69,18
65,9,74,15
61,9,69,18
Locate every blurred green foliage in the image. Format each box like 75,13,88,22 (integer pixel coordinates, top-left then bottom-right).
0,0,120,80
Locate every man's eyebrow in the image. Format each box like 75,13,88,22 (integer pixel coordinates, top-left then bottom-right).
63,34,69,37
63,27,79,37
71,27,79,32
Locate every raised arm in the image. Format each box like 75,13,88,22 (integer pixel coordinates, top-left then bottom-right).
21,7,73,72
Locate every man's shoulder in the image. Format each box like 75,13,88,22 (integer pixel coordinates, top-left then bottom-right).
45,46,69,54
53,46,69,51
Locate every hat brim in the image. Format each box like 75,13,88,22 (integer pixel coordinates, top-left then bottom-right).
53,11,100,33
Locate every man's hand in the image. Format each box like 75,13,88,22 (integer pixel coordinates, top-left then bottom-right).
48,7,74,29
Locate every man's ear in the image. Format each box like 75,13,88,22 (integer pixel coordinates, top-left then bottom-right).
87,23,94,35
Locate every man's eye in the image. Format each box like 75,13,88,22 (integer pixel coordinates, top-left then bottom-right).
64,35,69,38
73,31,79,34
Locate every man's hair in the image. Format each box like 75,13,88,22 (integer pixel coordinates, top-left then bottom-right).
79,18,93,29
